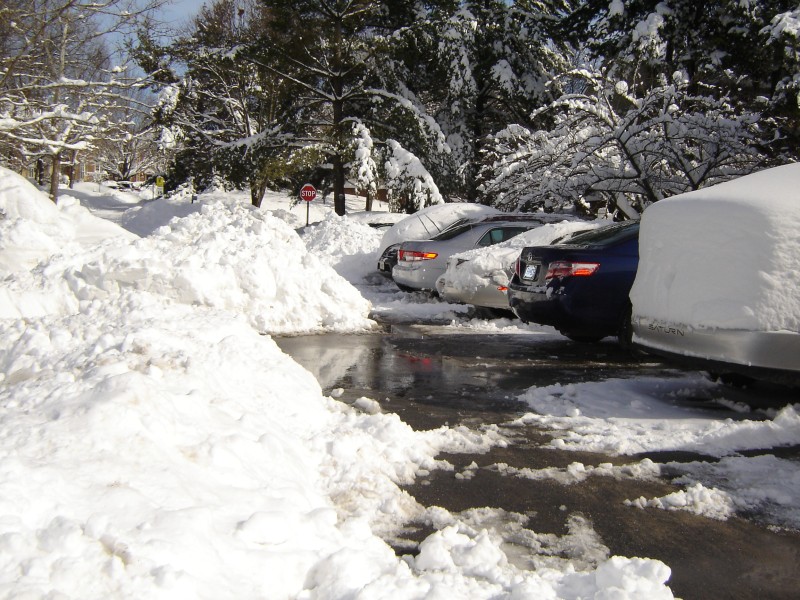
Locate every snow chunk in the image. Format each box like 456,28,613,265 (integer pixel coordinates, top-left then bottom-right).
626,483,735,521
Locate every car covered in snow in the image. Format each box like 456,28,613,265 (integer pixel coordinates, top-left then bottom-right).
393,214,571,293
376,203,501,279
630,164,800,386
507,221,640,342
435,220,596,315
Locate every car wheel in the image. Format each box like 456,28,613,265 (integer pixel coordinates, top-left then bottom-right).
710,372,756,389
617,302,633,350
470,306,514,320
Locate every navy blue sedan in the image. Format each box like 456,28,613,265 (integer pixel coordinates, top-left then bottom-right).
507,221,639,343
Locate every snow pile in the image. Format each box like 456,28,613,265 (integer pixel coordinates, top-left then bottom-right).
631,163,800,331
300,214,385,282
0,167,135,274
377,202,500,253
0,169,679,598
0,174,373,334
443,220,597,294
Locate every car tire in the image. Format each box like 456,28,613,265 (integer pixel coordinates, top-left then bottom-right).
617,302,633,350
470,306,514,320
710,372,756,389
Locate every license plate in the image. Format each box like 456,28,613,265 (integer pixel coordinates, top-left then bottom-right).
523,264,539,280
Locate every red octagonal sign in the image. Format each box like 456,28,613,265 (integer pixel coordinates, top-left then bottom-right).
300,183,317,202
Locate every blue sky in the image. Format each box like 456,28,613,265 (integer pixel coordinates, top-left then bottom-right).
159,0,209,28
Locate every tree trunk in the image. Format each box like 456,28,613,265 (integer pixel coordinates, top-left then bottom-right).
49,153,61,202
332,14,346,216
364,191,373,212
333,154,346,216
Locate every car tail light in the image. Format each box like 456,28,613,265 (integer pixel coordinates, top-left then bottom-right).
399,249,438,262
545,261,600,281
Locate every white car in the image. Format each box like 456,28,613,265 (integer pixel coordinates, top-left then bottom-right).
630,163,800,386
436,220,596,314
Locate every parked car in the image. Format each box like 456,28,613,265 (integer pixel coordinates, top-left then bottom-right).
393,214,570,293
436,221,595,315
630,164,800,386
376,204,501,279
507,220,640,342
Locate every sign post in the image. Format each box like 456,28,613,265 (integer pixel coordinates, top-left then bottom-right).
300,183,317,226
155,175,165,199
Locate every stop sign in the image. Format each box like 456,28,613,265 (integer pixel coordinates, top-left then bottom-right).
300,183,317,202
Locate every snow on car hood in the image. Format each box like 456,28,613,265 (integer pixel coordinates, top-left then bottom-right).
630,163,800,332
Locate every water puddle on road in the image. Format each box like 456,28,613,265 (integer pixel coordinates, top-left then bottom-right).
275,324,673,430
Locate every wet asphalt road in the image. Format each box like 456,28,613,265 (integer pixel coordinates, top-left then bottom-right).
276,323,800,600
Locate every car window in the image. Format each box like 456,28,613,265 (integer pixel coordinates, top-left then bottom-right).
560,221,639,246
476,226,528,247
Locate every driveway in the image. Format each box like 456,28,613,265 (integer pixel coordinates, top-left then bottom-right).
277,322,800,600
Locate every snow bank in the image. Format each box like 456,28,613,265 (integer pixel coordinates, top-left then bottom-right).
0,171,373,334
300,214,385,283
631,163,800,331
0,167,135,274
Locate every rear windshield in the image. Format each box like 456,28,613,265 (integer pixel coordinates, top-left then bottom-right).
431,222,474,240
561,221,639,246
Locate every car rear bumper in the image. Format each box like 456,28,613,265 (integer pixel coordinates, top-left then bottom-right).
632,315,800,383
508,283,622,338
392,262,445,291
507,286,562,325
440,281,510,310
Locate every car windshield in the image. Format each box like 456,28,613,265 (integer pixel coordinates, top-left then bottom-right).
560,221,639,246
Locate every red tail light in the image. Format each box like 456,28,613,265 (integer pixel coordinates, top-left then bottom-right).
399,250,438,262
545,261,600,281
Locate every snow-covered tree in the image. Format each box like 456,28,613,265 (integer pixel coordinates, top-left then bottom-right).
0,0,166,201
480,68,767,217
347,120,379,210
408,0,572,200
561,0,800,159
146,0,291,206
239,0,454,215
383,138,443,213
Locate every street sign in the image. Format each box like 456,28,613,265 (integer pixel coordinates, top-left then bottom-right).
299,183,317,226
300,183,317,202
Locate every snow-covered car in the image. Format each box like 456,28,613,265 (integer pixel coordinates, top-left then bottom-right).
436,220,596,314
630,163,800,385
376,203,501,279
392,214,572,293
